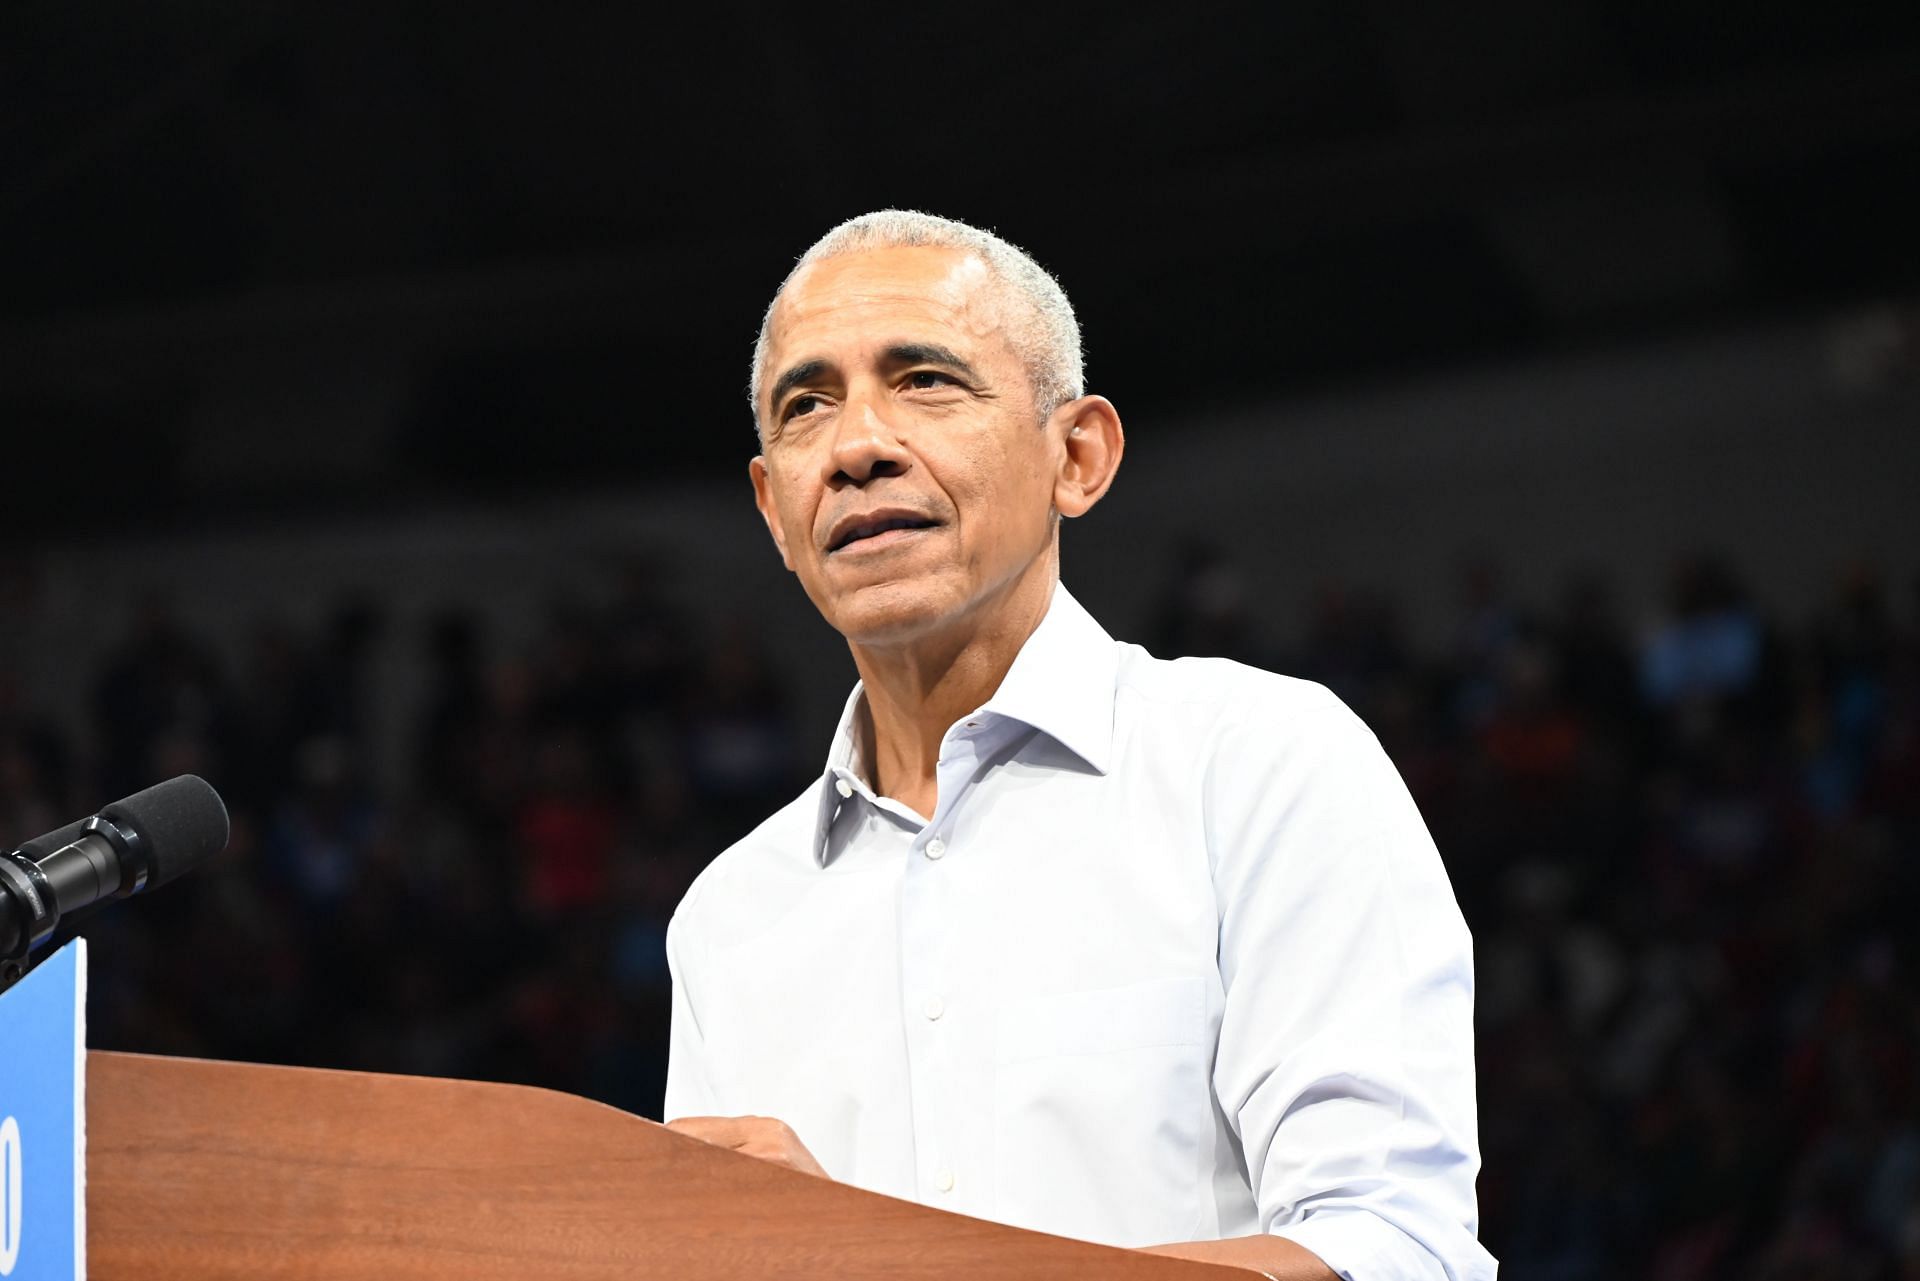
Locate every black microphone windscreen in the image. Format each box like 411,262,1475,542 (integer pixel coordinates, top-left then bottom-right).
99,775,230,889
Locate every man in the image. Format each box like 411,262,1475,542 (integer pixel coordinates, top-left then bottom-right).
663,210,1496,1280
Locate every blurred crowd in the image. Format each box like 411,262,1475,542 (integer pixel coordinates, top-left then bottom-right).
5,547,1919,1279
1157,549,1920,1280
2,560,805,1122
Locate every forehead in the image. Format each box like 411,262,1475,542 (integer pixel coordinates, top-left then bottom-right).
765,245,1014,367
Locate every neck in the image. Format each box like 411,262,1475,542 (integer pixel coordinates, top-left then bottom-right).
848,555,1057,814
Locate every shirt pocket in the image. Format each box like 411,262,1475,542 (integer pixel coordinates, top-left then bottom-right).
991,976,1210,1246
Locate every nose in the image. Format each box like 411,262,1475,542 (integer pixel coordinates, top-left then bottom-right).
823,387,910,487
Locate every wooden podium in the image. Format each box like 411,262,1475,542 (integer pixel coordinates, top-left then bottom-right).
87,1051,1259,1279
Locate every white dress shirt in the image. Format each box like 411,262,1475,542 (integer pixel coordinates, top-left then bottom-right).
665,583,1496,1280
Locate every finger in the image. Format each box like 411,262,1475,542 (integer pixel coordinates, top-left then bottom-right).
751,1134,828,1178
740,1140,811,1172
665,1116,749,1147
665,1116,825,1175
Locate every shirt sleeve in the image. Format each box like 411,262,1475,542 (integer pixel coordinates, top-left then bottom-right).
1205,689,1497,1281
663,906,723,1122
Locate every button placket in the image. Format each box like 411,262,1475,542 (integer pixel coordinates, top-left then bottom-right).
900,810,960,1206
905,716,1000,1207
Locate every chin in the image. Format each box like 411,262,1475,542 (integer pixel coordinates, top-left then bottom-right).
820,578,966,647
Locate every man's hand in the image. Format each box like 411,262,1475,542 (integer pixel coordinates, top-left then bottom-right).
664,1115,830,1179
1139,1235,1337,1281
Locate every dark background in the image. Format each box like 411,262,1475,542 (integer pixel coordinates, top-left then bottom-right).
4,4,1920,1277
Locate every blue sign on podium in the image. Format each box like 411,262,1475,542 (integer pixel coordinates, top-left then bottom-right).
0,940,87,1281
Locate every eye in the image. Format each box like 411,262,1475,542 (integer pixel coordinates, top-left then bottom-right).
785,393,824,421
906,370,956,390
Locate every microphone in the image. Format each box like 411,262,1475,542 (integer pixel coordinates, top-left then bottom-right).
0,775,231,965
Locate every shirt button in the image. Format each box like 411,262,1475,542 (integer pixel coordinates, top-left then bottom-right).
923,995,945,1021
835,778,852,799
925,838,946,860
934,1169,955,1193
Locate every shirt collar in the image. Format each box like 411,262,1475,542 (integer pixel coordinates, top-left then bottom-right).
811,580,1118,866
973,581,1118,776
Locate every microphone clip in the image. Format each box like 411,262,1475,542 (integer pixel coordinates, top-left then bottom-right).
0,851,58,993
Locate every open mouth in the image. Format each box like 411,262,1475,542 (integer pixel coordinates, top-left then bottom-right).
828,515,941,553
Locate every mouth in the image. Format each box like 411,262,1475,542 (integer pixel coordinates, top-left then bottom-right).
827,511,943,553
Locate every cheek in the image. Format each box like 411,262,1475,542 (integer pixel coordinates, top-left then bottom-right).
769,462,821,541
949,435,1055,551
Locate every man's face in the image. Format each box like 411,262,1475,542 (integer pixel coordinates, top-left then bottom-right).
750,245,1065,646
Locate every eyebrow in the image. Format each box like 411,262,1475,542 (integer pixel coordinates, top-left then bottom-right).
767,358,831,416
765,343,983,417
881,343,979,381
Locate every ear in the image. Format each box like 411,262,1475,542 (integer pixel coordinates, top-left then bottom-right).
749,455,797,572
1050,395,1124,519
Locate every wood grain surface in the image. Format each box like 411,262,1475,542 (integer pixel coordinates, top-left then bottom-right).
86,1050,1260,1279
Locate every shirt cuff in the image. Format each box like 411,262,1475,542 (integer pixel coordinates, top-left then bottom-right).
1271,1209,1475,1281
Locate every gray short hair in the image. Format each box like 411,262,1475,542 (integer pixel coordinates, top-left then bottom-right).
749,210,1084,432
